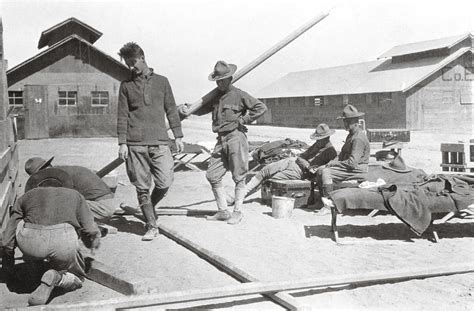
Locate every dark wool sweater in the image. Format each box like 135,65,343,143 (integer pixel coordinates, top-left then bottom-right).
57,166,112,200
2,187,98,253
117,70,183,145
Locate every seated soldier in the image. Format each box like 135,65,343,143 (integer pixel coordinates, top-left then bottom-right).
25,157,116,220
316,104,370,215
1,168,100,306
228,123,337,202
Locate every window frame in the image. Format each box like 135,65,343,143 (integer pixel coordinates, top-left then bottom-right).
313,96,324,106
58,91,77,106
90,91,109,107
8,91,23,107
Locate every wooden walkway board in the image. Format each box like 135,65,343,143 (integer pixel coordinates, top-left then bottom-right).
84,257,154,296
118,209,303,310
20,262,474,310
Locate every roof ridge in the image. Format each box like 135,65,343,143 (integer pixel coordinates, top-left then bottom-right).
286,59,381,75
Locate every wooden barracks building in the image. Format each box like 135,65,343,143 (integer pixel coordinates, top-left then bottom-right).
7,18,130,139
6,20,473,136
256,33,473,130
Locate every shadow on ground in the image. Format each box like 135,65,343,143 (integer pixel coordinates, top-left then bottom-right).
304,222,474,241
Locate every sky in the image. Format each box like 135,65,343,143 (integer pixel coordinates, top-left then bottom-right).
1,0,473,104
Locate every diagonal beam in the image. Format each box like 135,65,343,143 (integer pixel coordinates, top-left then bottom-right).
117,211,303,310
178,11,330,118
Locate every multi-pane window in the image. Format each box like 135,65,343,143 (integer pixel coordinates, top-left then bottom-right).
91,91,109,106
313,96,324,106
58,91,77,106
8,91,23,107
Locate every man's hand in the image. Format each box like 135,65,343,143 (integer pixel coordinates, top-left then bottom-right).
237,117,248,133
178,103,192,117
175,138,184,154
119,144,128,161
81,231,101,255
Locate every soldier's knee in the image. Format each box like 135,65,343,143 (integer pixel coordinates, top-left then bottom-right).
136,190,151,206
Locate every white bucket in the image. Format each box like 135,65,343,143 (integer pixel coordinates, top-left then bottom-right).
272,195,295,219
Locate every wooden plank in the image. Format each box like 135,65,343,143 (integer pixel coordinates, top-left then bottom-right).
21,262,474,310
440,143,468,153
117,209,303,310
96,158,124,178
84,257,153,296
0,145,12,178
118,205,215,217
97,223,118,235
156,223,305,311
179,12,329,118
0,180,12,227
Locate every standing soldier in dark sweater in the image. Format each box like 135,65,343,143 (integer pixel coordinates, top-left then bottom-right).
1,168,100,306
195,61,267,225
117,42,184,241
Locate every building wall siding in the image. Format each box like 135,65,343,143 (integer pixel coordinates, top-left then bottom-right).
405,53,472,130
260,91,406,129
8,55,121,137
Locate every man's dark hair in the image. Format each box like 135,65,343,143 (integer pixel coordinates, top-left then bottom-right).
118,42,145,60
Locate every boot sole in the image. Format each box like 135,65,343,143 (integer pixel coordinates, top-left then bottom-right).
28,270,60,306
227,214,243,225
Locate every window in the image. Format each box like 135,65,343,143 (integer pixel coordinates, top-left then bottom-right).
58,91,77,106
8,91,23,107
91,91,109,106
313,97,324,106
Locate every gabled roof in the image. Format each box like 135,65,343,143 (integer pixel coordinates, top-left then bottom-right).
7,34,130,86
378,33,472,59
38,17,102,49
255,47,472,99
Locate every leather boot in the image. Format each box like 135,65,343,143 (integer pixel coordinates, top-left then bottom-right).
225,175,263,206
138,192,159,240
151,187,168,219
244,175,264,198
56,272,83,291
206,187,231,221
315,184,333,216
28,270,62,306
151,187,168,207
228,187,245,225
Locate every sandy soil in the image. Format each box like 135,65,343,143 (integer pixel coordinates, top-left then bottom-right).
1,116,473,310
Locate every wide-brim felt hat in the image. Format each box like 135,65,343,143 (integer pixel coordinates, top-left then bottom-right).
25,167,73,193
208,60,237,81
25,156,54,175
310,123,335,140
382,156,412,173
337,104,365,119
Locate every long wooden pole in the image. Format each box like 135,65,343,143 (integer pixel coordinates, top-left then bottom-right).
178,11,330,118
117,212,303,309
23,262,474,310
157,223,304,310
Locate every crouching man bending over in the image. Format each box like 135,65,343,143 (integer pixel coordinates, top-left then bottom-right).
1,168,100,306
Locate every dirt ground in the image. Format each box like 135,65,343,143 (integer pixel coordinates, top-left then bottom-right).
1,116,473,310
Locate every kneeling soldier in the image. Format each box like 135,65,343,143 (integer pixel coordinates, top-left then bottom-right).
1,168,100,305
